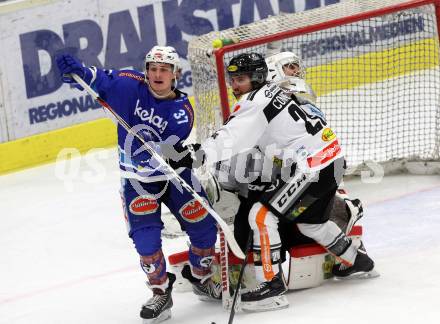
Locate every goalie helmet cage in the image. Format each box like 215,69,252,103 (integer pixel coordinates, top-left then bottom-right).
188,0,440,173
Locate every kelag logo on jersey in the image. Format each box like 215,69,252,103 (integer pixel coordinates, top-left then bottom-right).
134,99,168,133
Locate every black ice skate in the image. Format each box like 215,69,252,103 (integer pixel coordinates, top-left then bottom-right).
240,271,289,312
140,272,176,324
332,243,379,279
181,264,222,301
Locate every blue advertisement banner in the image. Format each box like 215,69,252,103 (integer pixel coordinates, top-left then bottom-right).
0,0,338,140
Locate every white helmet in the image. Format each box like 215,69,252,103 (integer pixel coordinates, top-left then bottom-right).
144,46,180,74
266,52,316,104
266,51,306,82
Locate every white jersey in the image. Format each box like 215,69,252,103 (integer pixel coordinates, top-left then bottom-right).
202,83,343,175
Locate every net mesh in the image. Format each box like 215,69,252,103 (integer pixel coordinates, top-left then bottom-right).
188,0,440,169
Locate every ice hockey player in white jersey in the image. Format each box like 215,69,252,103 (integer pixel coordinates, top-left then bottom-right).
211,51,363,251
169,52,378,312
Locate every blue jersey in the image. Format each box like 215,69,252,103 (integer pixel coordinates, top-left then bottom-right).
86,68,194,181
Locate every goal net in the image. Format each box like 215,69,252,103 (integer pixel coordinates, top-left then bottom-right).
188,0,440,173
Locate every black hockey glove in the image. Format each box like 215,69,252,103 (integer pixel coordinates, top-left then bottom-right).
166,143,205,169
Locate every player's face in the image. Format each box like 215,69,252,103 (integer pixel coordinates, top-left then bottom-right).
229,74,253,99
147,63,175,94
282,63,301,77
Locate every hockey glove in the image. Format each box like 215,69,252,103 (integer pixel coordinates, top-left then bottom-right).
167,143,205,169
56,54,87,90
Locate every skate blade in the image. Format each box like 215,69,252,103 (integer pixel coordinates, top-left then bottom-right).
142,309,171,324
241,295,289,313
334,269,380,280
197,295,222,302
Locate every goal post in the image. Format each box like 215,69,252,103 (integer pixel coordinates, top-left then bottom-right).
188,0,440,172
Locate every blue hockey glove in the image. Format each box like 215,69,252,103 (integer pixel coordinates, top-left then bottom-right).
56,54,86,84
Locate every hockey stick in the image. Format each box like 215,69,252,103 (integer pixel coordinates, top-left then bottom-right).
228,230,253,324
70,73,245,260
219,227,232,309
204,170,234,309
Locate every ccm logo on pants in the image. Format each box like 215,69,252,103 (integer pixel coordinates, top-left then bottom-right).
270,173,309,214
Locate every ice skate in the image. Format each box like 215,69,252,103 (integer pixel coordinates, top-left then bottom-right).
140,272,176,324
181,264,222,301
240,271,289,312
332,243,379,279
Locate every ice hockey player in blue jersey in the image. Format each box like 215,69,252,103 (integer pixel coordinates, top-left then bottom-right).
56,46,220,324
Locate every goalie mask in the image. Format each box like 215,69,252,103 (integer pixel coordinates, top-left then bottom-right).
266,52,316,104
145,46,181,75
266,52,306,81
227,53,268,90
